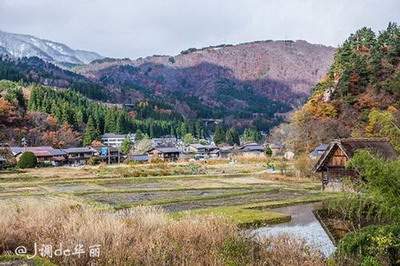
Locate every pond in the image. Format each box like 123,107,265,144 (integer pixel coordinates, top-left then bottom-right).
252,203,336,258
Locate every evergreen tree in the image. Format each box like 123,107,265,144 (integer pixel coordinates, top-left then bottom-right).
83,116,100,146
242,128,262,143
213,125,226,145
121,136,133,154
226,128,240,146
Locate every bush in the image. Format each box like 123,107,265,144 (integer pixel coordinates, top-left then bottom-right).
335,224,400,265
86,156,101,166
17,152,37,169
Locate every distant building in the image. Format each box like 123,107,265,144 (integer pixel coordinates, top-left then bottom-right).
0,155,6,169
62,147,96,165
101,133,135,148
219,146,234,159
148,147,180,162
129,154,149,163
94,146,122,164
309,144,329,160
10,146,67,166
314,139,397,191
187,144,219,160
151,137,179,148
239,143,265,156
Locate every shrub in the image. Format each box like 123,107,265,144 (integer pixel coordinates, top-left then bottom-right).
86,156,101,166
17,152,37,169
335,224,400,265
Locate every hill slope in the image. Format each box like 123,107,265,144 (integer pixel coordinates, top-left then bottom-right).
286,23,400,152
0,33,335,130
0,30,103,65
78,41,335,122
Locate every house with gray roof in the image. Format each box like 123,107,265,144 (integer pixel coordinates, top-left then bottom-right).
148,147,181,162
10,146,67,166
62,147,97,165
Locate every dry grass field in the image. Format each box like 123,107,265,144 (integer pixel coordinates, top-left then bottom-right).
0,160,332,265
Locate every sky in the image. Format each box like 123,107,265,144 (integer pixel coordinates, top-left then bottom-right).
0,0,399,58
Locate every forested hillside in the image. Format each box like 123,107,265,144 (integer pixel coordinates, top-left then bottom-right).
77,40,335,129
0,80,207,147
283,23,400,152
0,32,335,132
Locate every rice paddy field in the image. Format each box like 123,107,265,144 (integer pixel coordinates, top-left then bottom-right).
0,160,334,226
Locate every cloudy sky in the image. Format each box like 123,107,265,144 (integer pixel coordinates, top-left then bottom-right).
0,0,399,58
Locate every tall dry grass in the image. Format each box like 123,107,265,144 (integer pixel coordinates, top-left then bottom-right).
0,200,325,265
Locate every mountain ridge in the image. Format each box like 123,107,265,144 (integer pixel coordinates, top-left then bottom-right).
0,31,335,130
0,30,103,66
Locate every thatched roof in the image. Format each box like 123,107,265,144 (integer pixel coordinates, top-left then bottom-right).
314,138,397,172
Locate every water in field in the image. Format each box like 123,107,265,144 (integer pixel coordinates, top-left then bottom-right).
252,203,336,258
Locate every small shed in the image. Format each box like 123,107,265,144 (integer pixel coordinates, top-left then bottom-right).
314,138,397,191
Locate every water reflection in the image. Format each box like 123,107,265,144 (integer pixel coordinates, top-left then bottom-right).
252,203,336,257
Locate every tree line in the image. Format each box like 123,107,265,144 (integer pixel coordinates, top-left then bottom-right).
28,85,207,145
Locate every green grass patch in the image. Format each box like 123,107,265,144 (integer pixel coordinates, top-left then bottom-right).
242,192,341,210
171,206,290,227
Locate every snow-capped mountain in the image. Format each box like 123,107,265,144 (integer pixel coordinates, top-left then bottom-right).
0,30,103,65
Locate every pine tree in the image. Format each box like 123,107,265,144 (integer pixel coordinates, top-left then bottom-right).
226,127,240,146
83,116,100,146
213,125,226,145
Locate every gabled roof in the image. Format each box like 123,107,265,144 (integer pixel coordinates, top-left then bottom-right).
314,138,398,172
239,143,265,152
10,146,67,157
149,147,181,153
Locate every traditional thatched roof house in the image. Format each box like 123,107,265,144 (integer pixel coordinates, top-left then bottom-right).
314,138,397,191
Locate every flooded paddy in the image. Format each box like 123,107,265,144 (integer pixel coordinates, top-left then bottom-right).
252,203,336,257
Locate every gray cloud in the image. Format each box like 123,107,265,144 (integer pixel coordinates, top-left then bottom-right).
0,0,399,58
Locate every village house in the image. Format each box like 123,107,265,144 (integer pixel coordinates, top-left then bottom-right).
186,144,219,160
239,143,265,156
101,133,135,148
314,138,397,191
62,147,96,166
10,146,67,166
151,137,179,148
95,146,122,164
148,147,180,162
219,146,234,159
129,153,149,163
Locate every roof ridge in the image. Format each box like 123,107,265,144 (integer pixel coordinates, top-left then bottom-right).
338,138,389,142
